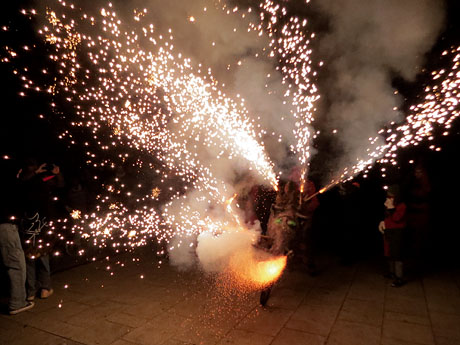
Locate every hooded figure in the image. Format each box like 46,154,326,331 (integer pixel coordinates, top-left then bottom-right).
266,180,298,256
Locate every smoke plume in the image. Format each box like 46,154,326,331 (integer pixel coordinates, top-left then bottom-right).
313,0,445,180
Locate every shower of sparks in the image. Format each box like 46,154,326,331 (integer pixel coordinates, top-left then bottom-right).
383,47,460,160
1,1,459,287
7,1,284,252
235,0,320,182
326,46,460,186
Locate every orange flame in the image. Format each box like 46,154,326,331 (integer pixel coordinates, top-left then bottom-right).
230,251,287,288
251,256,287,285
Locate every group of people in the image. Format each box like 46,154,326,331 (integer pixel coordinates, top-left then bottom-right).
0,158,63,315
242,166,320,275
240,163,431,288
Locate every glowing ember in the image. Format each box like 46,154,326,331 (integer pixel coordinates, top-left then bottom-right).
70,209,81,219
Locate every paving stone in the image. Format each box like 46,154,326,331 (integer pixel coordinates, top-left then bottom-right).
347,281,385,303
304,287,347,307
5,325,85,345
265,287,307,310
173,326,222,345
66,301,125,327
383,319,434,345
123,299,177,320
435,336,460,345
276,271,315,291
0,321,31,345
430,312,460,341
160,340,195,345
235,306,293,337
32,300,91,321
326,320,380,345
423,276,460,296
123,312,191,345
217,329,273,345
168,292,208,318
106,312,149,328
381,337,427,345
386,280,425,299
58,290,106,307
426,295,460,315
271,328,325,345
68,322,132,345
315,272,354,291
384,292,428,317
22,310,131,345
338,298,383,327
287,303,338,336
110,340,143,345
384,311,431,326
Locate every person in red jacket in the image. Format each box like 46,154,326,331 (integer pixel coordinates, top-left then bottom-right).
378,184,407,287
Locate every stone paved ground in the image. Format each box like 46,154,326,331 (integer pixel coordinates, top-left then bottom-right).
1,251,460,345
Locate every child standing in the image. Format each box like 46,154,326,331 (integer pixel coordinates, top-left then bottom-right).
378,185,407,287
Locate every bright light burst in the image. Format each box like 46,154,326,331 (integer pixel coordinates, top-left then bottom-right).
1,1,459,287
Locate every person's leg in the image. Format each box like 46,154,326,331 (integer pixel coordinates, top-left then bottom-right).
26,257,37,298
37,255,51,291
391,261,405,287
0,223,28,310
387,259,395,278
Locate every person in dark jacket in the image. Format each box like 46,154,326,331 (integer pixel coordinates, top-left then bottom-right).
18,158,64,301
378,184,407,287
0,157,35,314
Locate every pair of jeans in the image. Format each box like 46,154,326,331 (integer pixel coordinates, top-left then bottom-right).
0,223,27,310
26,255,51,297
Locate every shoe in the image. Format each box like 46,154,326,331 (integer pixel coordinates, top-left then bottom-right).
9,302,35,315
26,295,35,302
40,288,54,299
391,279,406,287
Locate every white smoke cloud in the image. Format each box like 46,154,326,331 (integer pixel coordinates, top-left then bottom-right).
168,234,197,271
196,226,260,272
314,0,446,178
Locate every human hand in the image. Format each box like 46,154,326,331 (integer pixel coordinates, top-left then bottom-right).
378,221,385,234
35,163,47,174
